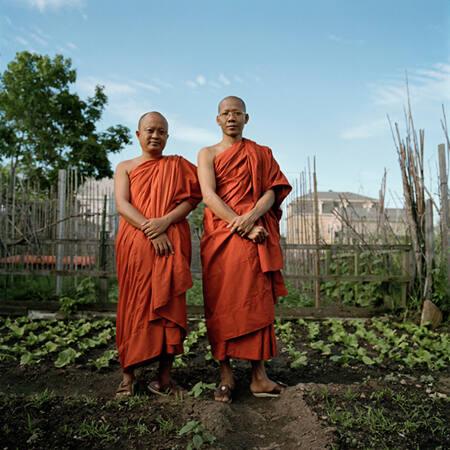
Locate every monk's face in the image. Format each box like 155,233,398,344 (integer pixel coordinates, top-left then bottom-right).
216,98,248,138
136,113,169,157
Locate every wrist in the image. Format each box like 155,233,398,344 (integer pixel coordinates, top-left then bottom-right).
249,208,261,221
162,215,172,227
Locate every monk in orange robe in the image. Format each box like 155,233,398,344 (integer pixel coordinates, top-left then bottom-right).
198,96,292,402
114,112,201,397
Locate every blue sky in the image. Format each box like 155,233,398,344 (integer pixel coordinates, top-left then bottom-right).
1,0,449,205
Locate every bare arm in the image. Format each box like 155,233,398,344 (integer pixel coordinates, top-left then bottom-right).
197,148,269,243
141,201,194,239
197,148,238,223
227,189,275,235
114,161,148,229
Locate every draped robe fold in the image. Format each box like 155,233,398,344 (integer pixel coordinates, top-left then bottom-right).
116,156,201,370
201,139,292,361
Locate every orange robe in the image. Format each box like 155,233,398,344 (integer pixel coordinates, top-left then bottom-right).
201,138,292,361
116,156,201,370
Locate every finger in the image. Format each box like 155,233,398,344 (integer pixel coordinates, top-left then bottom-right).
167,240,174,254
164,241,171,256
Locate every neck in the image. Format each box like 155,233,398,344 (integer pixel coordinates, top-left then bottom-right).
141,151,163,160
221,134,243,147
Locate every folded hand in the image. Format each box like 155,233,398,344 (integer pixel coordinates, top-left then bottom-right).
246,225,269,243
150,232,174,256
141,217,170,239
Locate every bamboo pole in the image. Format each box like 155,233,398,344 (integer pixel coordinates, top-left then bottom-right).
438,143,449,295
56,169,66,295
313,157,320,308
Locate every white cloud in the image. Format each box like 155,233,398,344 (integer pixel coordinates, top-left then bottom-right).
209,80,221,89
15,36,29,46
29,32,48,46
328,33,365,46
185,80,197,89
196,74,206,86
32,26,50,39
4,16,13,26
66,41,77,50
171,122,217,145
233,75,244,83
340,119,387,140
108,98,147,126
25,0,84,12
219,73,230,86
370,62,450,106
78,76,136,96
132,80,161,94
81,89,217,146
152,78,173,89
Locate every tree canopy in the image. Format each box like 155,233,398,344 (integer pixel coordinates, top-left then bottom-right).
0,51,131,188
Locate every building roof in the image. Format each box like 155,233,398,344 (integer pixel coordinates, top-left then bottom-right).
293,191,377,202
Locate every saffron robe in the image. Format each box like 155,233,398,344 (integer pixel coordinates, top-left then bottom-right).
201,139,292,361
116,156,201,370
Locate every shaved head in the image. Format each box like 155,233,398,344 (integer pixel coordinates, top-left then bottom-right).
138,111,168,130
218,96,246,113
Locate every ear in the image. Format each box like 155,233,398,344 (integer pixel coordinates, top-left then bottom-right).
216,115,221,126
244,114,249,124
136,130,140,139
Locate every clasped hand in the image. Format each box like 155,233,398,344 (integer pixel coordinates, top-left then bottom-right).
247,225,269,243
150,232,174,256
141,217,170,239
227,211,258,237
141,217,174,256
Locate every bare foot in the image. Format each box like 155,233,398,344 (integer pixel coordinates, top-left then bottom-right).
250,361,286,397
115,370,134,398
215,359,235,403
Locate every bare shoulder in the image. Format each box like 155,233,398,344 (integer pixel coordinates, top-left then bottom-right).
116,157,141,174
197,145,218,163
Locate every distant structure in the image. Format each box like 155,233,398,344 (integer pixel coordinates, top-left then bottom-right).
76,177,117,237
286,190,408,244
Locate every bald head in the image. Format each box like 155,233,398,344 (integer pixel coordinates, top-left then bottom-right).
138,111,168,131
218,96,246,113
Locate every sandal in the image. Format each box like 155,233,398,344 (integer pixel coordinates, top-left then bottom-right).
148,380,184,397
214,384,233,404
115,380,134,398
251,381,287,398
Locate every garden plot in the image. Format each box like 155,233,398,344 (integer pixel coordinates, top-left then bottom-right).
0,316,448,449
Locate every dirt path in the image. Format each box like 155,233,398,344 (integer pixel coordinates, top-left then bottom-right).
1,365,334,449
194,385,333,449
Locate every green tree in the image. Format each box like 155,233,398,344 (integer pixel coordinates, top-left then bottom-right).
0,51,131,188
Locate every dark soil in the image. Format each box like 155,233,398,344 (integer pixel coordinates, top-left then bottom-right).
0,317,449,449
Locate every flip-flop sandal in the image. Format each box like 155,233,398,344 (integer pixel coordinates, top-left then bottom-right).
115,380,135,399
214,384,233,404
251,381,287,398
148,380,184,397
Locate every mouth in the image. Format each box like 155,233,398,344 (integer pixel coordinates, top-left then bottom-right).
148,141,161,146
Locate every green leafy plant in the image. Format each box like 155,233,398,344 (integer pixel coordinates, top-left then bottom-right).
178,420,216,450
59,278,97,315
189,382,216,398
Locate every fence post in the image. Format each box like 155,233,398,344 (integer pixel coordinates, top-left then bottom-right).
438,143,449,296
313,157,321,308
424,198,434,301
98,195,108,302
56,169,66,296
